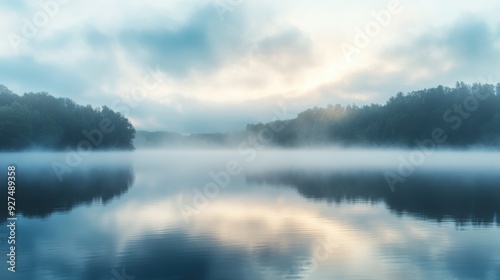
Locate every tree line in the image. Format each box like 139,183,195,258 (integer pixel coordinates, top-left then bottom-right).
0,85,135,151
245,82,500,147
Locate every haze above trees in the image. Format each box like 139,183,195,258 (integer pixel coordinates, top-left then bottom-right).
138,82,500,149
2,82,500,151
246,82,500,147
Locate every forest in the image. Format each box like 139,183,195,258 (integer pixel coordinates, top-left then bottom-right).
245,82,500,147
3,82,500,150
137,82,500,148
0,85,135,151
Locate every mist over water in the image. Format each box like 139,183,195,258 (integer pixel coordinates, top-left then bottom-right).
2,0,500,279
1,149,499,280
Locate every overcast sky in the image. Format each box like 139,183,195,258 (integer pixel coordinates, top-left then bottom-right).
1,0,499,133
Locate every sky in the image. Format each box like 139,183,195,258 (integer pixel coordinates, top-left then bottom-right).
1,0,499,133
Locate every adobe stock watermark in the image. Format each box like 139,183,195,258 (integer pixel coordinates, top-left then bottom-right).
110,65,167,116
212,0,243,20
282,234,340,280
110,267,135,280
51,118,116,182
7,0,71,53
51,66,167,182
178,105,291,223
340,0,403,63
385,81,497,191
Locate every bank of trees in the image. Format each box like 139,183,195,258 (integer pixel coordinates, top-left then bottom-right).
246,82,500,147
0,86,135,150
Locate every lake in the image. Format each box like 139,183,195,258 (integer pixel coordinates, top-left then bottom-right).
0,149,499,280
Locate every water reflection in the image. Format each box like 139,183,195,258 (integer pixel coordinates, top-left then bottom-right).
0,151,499,280
0,156,134,221
247,168,500,226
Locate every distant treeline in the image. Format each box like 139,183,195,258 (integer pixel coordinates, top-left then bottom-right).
246,82,500,147
137,82,500,148
0,86,135,150
134,130,242,148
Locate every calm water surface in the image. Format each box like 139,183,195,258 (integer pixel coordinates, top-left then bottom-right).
0,150,499,280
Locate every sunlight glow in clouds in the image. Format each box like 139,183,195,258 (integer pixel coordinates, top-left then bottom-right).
1,0,499,132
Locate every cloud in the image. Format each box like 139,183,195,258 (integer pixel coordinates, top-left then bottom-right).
395,14,500,75
118,5,250,77
310,14,500,105
445,15,499,63
125,94,293,133
0,55,88,95
1,1,500,132
0,1,27,11
254,28,316,74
